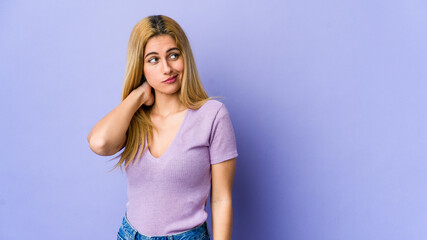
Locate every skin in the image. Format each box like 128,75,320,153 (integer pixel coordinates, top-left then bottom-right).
143,34,185,117
142,34,187,158
210,157,236,240
142,34,236,240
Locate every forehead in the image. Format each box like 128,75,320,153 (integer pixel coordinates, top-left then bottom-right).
144,34,177,53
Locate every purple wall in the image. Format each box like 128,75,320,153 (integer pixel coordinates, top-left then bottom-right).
1,0,426,239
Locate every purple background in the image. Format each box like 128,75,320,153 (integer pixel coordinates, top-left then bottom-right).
1,0,427,239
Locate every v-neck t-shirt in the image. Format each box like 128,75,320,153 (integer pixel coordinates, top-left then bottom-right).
124,99,239,236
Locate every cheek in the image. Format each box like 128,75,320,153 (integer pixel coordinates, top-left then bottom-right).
176,60,185,72
143,66,156,81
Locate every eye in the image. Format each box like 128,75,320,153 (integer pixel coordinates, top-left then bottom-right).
148,57,158,64
169,53,180,60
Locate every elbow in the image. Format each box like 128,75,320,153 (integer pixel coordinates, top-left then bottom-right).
88,136,116,156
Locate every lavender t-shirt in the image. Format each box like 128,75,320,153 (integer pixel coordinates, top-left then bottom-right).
124,99,238,236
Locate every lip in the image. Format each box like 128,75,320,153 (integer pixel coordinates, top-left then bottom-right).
163,75,178,83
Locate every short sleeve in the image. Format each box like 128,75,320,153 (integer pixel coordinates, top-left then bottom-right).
209,103,238,164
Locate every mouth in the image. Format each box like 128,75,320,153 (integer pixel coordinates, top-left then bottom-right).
163,74,178,82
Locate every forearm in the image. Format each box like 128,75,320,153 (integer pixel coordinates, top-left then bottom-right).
211,200,233,240
88,90,144,156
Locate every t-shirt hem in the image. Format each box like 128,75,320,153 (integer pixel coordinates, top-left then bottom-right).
210,152,238,165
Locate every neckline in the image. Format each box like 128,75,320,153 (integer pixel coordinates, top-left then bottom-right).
146,108,190,160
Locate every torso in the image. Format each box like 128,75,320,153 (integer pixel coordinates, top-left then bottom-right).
148,108,189,158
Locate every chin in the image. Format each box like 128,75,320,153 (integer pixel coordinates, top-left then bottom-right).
156,88,181,95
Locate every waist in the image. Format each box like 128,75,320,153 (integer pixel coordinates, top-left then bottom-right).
118,210,210,239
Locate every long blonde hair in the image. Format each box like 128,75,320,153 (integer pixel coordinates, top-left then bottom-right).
107,15,220,172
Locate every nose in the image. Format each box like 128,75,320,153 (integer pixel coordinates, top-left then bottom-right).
161,58,172,75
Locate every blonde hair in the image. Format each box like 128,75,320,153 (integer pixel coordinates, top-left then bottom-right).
107,15,220,173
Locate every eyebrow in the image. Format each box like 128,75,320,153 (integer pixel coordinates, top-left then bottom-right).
144,47,180,59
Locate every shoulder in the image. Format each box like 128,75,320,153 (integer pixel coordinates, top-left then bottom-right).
189,99,228,124
199,99,233,123
195,99,225,114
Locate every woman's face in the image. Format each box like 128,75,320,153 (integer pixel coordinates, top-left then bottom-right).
143,34,184,96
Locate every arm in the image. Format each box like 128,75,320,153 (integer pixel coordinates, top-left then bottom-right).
210,158,236,240
87,82,153,156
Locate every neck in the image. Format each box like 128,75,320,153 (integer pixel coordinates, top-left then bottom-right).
151,91,186,117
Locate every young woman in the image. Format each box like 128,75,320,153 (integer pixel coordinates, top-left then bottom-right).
87,15,238,240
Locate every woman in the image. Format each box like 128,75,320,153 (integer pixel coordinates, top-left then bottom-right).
88,15,238,240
